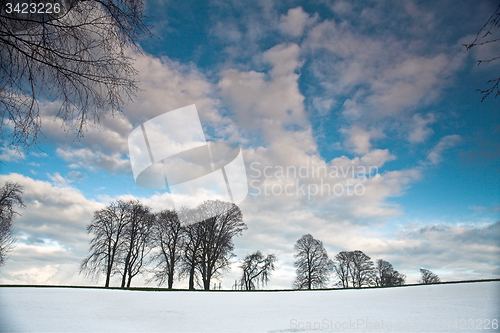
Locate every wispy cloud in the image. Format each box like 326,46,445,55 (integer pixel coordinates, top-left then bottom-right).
426,135,462,165
0,143,24,162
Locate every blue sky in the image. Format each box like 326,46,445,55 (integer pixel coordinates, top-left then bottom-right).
0,0,499,288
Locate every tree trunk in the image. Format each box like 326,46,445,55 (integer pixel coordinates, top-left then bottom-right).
168,253,174,289
188,266,195,290
168,272,173,289
121,262,128,288
308,259,312,290
202,263,210,290
105,260,112,288
204,277,211,290
105,243,113,288
105,272,110,288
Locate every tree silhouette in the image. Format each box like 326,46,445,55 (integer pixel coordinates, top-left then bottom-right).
333,251,351,288
419,268,440,284
179,214,204,290
0,181,24,266
333,250,379,288
80,199,153,287
80,200,130,287
240,251,277,290
178,200,246,290
348,250,375,288
293,234,333,290
0,0,151,147
150,209,184,289
195,201,246,290
118,200,153,288
375,259,405,287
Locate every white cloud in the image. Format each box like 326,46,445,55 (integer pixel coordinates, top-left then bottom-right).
426,134,462,165
67,171,86,181
304,9,466,147
389,221,500,282
31,152,48,158
263,43,302,77
47,172,71,187
35,49,219,175
340,126,385,154
218,43,309,151
408,113,436,143
278,7,311,37
128,52,216,125
0,143,24,162
210,21,242,43
56,147,130,173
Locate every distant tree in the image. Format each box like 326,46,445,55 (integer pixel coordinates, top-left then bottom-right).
333,251,351,288
419,268,440,284
117,200,154,288
464,3,500,101
150,209,184,289
348,250,375,288
239,251,277,290
80,200,130,287
194,200,247,290
293,234,333,290
375,259,406,287
0,181,24,266
0,0,151,147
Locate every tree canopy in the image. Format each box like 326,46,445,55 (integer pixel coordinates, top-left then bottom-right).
293,234,333,290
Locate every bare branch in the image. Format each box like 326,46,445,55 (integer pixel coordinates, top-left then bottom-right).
0,0,151,148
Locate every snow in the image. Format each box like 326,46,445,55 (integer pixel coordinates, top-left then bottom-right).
0,281,499,332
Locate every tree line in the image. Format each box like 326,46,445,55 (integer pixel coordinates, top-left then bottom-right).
0,181,441,289
293,234,440,289
80,199,251,290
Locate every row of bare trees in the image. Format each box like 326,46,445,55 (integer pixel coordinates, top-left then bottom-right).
292,234,439,289
80,200,153,288
334,251,406,288
80,199,247,290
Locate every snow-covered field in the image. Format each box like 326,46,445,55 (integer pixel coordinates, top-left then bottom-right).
0,281,499,332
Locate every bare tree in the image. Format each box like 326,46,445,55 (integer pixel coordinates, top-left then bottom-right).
80,200,129,287
293,234,333,290
239,251,277,290
194,200,246,290
333,251,351,288
150,209,184,289
118,200,153,288
348,250,375,288
375,259,405,287
419,268,440,284
179,217,204,290
0,181,24,266
0,0,151,147
464,3,500,101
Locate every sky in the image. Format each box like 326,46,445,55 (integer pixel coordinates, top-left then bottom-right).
0,0,499,289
